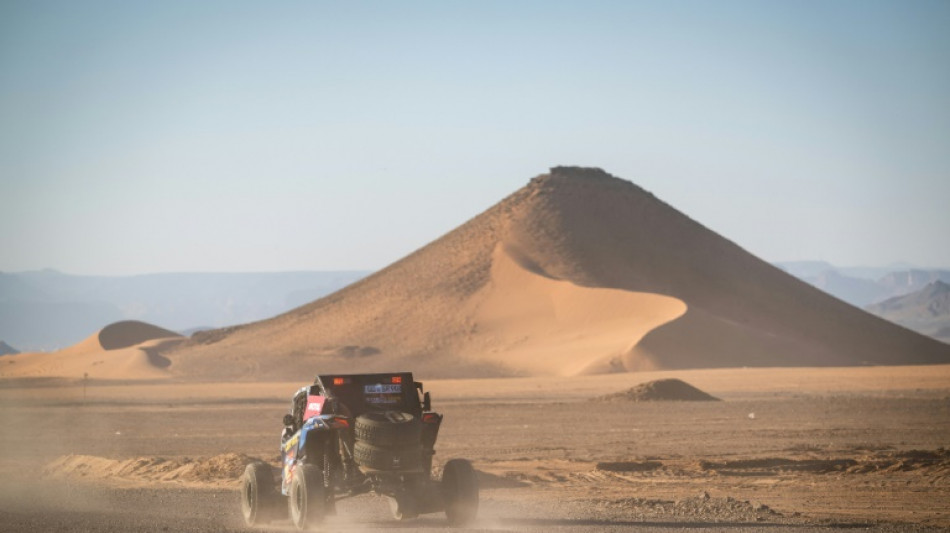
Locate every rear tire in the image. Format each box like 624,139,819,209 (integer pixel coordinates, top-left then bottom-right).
240,462,277,526
288,464,325,530
442,458,478,526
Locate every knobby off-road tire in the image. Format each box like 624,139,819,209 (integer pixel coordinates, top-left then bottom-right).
354,411,422,448
241,462,278,526
353,441,422,471
442,459,479,526
288,463,325,531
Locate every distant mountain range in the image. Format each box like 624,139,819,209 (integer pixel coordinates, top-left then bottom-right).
0,341,18,356
0,270,368,351
774,262,950,344
867,281,950,343
774,261,950,307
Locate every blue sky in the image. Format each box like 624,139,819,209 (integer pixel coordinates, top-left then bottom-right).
2,1,948,275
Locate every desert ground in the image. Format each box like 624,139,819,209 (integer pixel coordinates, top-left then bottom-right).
1,365,949,532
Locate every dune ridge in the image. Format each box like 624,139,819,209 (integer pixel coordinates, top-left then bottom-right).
97,321,181,350
160,167,950,381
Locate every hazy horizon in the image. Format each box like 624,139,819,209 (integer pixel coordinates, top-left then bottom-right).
3,259,948,279
2,1,948,275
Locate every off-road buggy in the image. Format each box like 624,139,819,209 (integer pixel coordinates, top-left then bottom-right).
240,372,479,530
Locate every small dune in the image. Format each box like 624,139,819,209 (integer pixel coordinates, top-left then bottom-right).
595,378,720,402
0,321,184,380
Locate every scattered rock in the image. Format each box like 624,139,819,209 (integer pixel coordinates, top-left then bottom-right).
594,494,781,522
334,345,380,358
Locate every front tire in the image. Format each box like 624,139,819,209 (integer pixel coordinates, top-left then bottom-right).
442,459,478,526
288,463,325,530
240,462,277,526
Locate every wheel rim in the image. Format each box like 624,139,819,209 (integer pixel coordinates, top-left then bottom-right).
292,482,304,522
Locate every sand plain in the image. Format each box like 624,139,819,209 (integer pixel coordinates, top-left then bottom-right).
1,365,948,532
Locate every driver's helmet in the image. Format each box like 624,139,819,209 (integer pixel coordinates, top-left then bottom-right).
291,386,309,425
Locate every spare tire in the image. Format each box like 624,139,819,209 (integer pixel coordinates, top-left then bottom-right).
355,411,422,448
354,441,422,471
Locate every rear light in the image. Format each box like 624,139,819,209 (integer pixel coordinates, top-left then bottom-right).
391,376,402,384
422,413,440,423
333,377,344,385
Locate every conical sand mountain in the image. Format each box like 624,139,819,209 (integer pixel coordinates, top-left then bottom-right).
168,167,950,380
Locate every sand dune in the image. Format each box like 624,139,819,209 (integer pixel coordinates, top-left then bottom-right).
157,167,949,381
0,321,183,380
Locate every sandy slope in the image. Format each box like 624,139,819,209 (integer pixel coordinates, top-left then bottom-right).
159,167,949,381
0,321,183,380
457,245,686,375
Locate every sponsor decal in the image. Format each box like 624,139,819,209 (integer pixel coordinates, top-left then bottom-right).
303,396,325,418
282,435,299,452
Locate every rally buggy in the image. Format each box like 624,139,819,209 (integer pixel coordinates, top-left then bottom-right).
240,372,479,530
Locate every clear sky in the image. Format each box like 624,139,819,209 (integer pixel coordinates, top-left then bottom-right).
2,1,948,275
